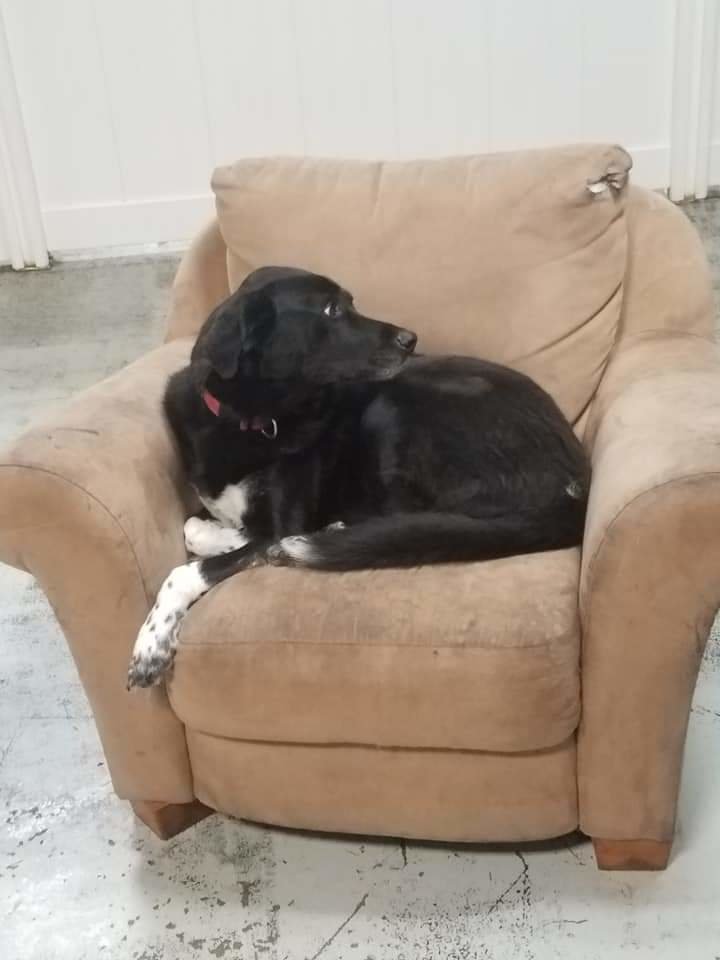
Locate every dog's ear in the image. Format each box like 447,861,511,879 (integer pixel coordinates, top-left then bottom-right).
192,289,274,381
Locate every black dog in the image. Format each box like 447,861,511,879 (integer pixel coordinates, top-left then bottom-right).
127,266,590,688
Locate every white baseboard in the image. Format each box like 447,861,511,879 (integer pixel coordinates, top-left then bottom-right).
52,239,190,263
13,146,684,261
709,141,720,190
42,193,215,254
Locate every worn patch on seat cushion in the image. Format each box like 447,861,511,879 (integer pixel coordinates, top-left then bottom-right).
169,548,581,753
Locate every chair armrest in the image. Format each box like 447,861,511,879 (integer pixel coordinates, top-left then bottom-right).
0,340,196,803
164,218,230,342
579,331,720,841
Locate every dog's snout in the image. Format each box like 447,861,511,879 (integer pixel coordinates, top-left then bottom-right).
395,329,417,352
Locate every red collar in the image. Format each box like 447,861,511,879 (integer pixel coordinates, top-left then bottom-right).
201,388,278,439
202,388,221,416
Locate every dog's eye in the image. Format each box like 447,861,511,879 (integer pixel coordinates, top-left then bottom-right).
323,302,341,319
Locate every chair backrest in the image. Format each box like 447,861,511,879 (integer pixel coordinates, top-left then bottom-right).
210,146,633,424
614,185,714,345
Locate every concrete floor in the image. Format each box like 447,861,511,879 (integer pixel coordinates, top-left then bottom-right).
2,204,720,960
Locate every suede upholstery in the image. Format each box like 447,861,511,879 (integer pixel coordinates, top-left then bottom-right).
213,145,631,423
170,549,581,752
188,734,579,843
0,146,717,850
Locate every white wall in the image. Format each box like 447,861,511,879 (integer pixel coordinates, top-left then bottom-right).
0,214,9,263
712,14,720,183
2,0,678,253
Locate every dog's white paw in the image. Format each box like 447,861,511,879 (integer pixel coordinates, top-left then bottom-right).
127,612,179,689
184,516,248,558
267,535,316,566
126,563,208,689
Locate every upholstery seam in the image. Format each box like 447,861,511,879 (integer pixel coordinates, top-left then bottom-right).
583,330,719,447
181,728,577,757
515,278,623,364
616,328,715,346
513,205,626,275
621,255,713,321
0,462,152,605
177,636,575,651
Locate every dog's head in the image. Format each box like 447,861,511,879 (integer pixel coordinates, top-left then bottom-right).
190,267,417,421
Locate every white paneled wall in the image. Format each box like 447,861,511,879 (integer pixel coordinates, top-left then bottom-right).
712,3,720,183
0,0,687,254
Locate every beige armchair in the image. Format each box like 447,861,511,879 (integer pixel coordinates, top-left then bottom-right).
1,145,718,870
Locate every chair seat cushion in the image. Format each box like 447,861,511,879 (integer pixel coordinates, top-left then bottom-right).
169,548,581,753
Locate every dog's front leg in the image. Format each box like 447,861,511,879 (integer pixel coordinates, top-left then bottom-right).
127,541,266,689
183,515,249,558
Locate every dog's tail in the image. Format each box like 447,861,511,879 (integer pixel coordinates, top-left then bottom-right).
280,504,586,571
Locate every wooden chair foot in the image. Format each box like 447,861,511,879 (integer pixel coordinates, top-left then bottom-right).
131,799,213,840
592,837,672,871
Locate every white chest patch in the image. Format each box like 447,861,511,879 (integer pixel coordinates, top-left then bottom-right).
200,481,251,529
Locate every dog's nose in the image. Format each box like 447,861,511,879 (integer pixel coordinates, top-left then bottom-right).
395,329,417,352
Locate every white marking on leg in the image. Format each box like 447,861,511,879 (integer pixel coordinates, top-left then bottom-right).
184,516,249,557
279,535,317,563
127,562,209,688
199,480,251,527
